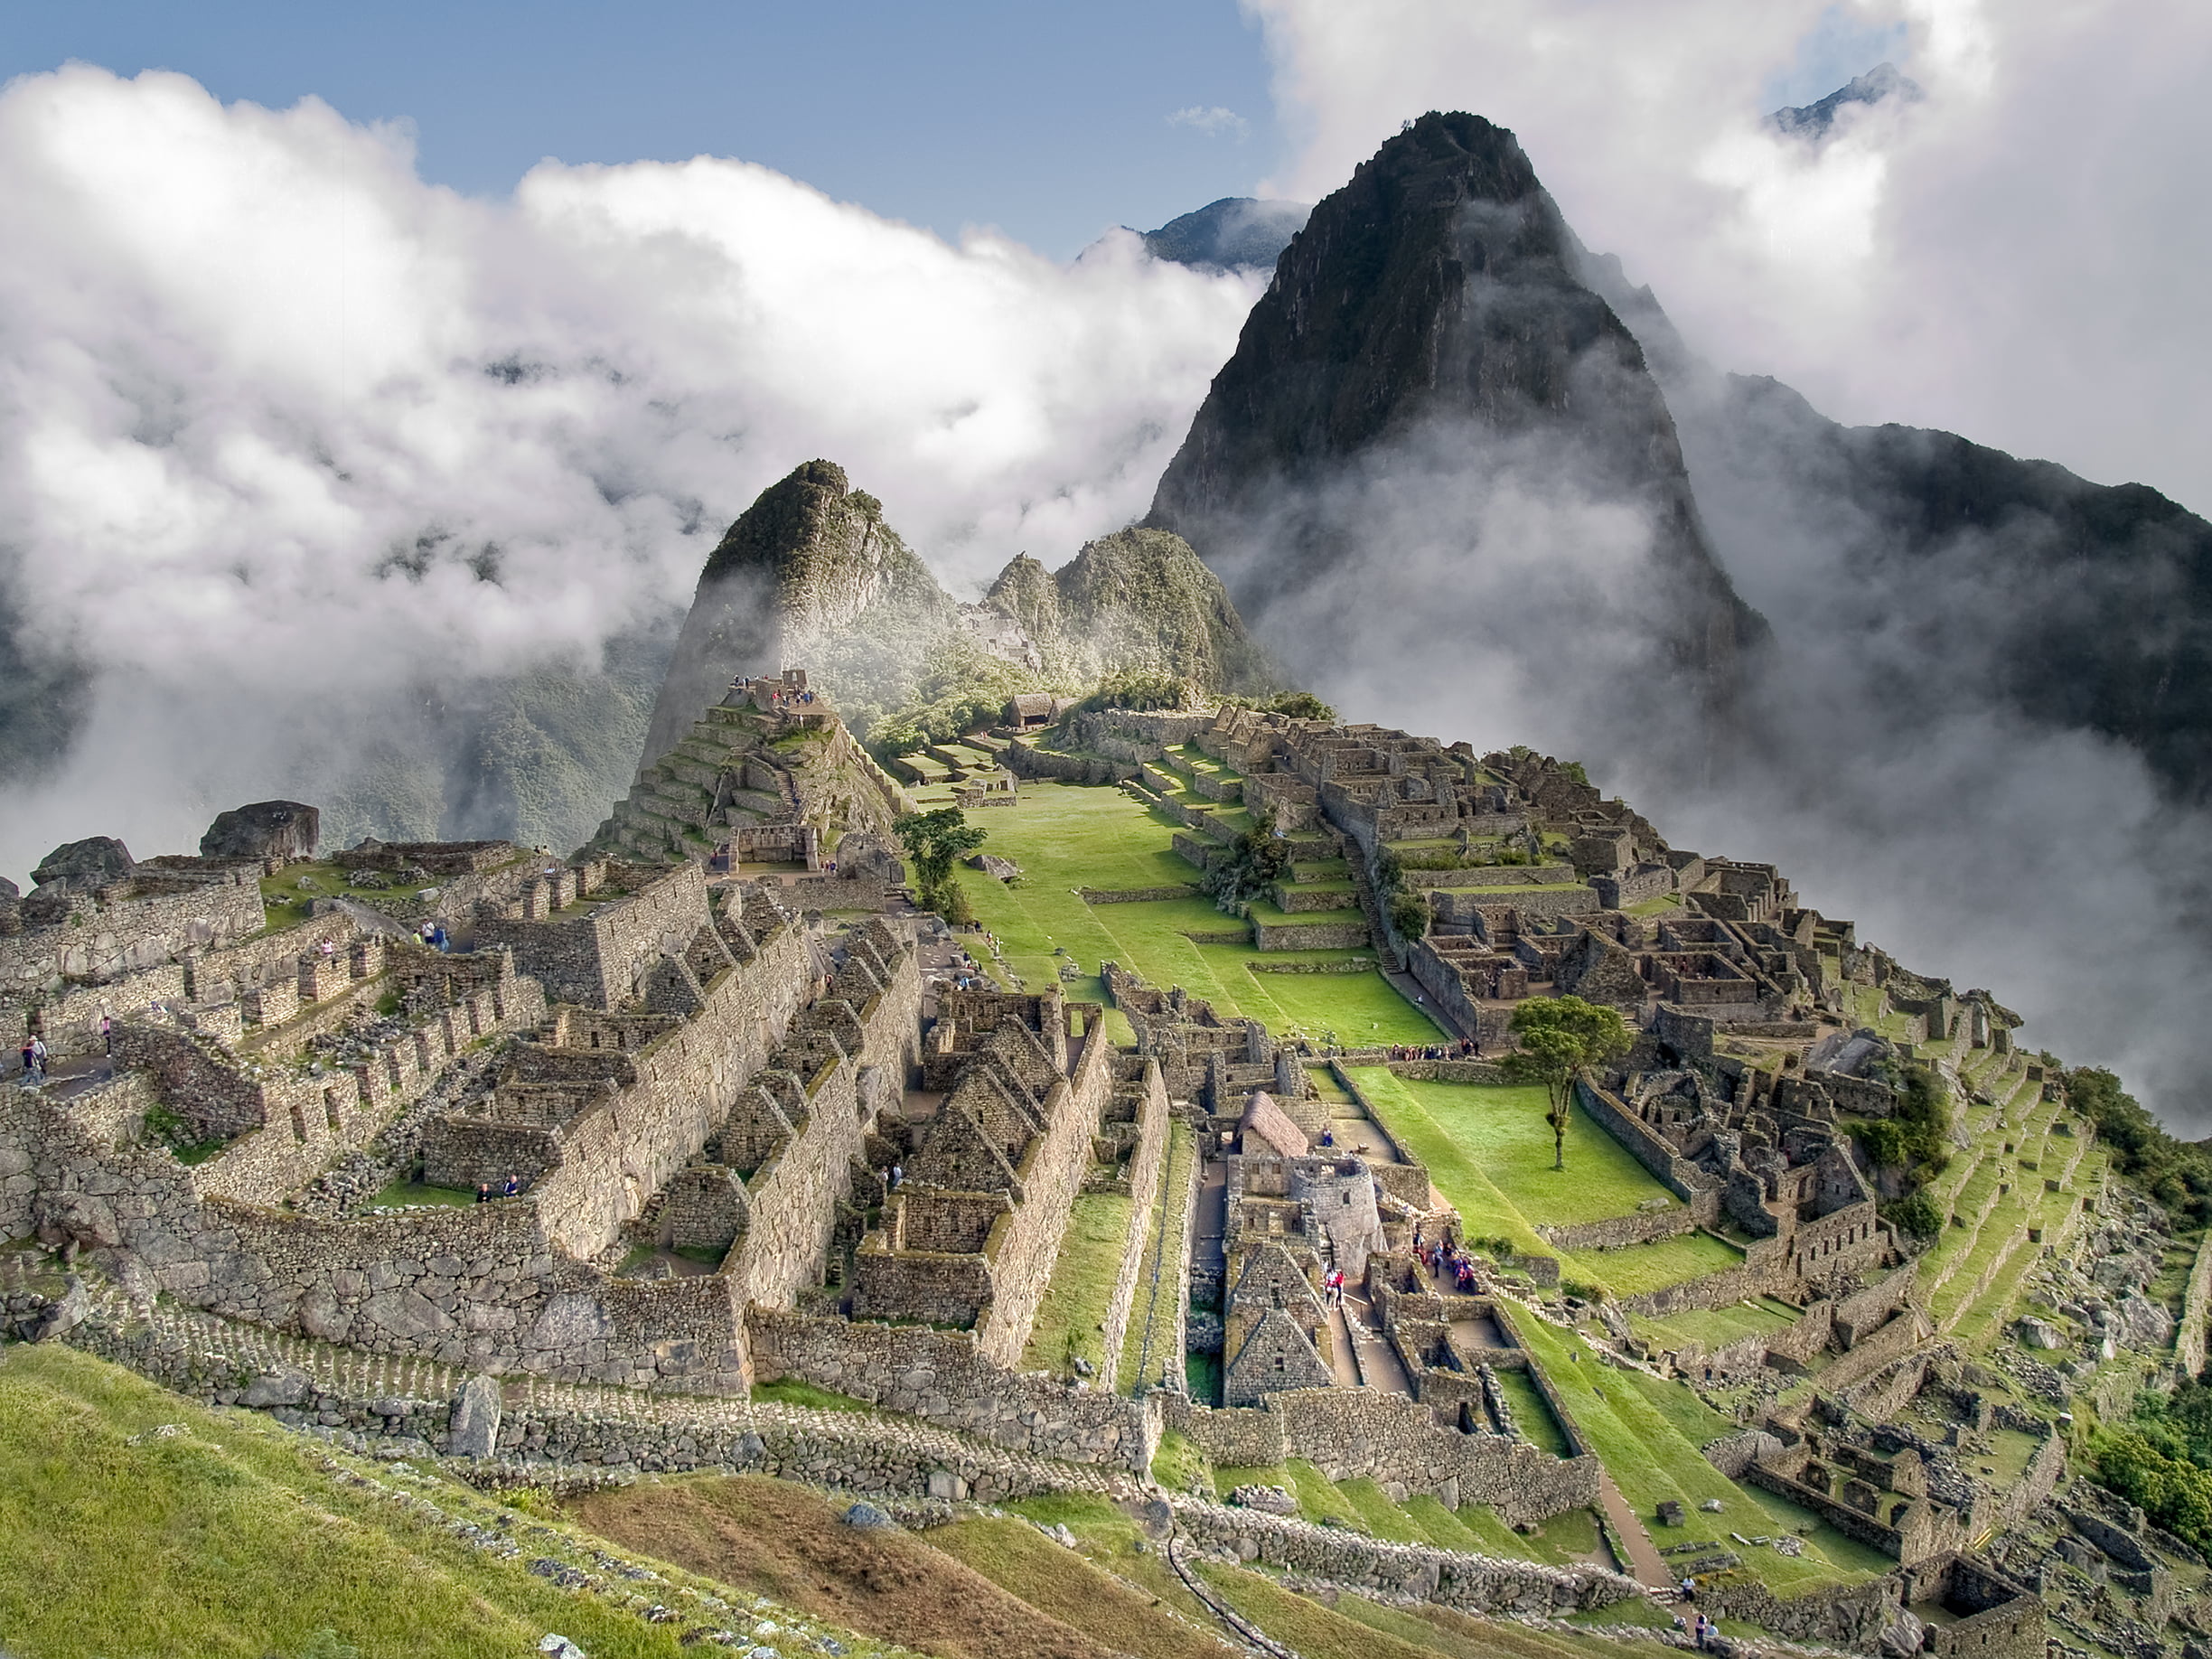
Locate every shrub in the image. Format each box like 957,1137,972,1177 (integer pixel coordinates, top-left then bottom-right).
1882,1191,1941,1240
1204,811,1292,912
1389,890,1429,940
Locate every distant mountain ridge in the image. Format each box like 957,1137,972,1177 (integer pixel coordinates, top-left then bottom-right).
1137,198,1310,275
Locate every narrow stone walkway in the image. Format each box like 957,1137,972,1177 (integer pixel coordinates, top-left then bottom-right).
1595,1470,1673,1589
1336,1283,1413,1395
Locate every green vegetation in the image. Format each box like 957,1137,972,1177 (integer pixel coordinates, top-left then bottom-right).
2095,1424,2212,1551
951,782,1444,1045
748,1377,876,1412
1204,809,1292,909
0,1345,825,1659
1345,1071,1677,1233
1502,998,1633,1172
893,805,987,917
1019,1190,1134,1377
2068,1065,2212,1221
364,1181,475,1210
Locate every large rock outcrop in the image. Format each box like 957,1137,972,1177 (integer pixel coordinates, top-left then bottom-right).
1147,111,1764,749
638,461,957,769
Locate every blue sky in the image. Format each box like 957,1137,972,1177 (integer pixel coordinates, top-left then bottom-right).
0,0,1288,257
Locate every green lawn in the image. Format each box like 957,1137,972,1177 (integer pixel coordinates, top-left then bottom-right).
951,782,1443,1045
1504,1312,1890,1591
1346,1071,1681,1231
1019,1190,1134,1378
1636,1299,1801,1354
1346,1069,1741,1298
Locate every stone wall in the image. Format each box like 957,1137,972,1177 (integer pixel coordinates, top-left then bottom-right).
1161,1387,1598,1526
477,864,711,1010
0,867,264,1004
1174,1498,1636,1616
1093,1060,1170,1391
746,1308,1148,1468
725,935,921,1311
1835,1262,1918,1347
1538,1206,1698,1252
1574,1080,1716,1212
523,917,820,1261
976,1029,1115,1364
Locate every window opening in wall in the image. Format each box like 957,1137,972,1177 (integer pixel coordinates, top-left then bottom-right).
323,1089,341,1132
289,1102,307,1142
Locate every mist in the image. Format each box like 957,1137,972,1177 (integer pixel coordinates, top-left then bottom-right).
0,64,1261,880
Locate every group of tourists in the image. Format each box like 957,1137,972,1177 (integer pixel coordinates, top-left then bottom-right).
730,675,816,711
17,1034,48,1081
1411,1222,1483,1294
1386,1038,1482,1061
473,1175,522,1203
1322,1267,1347,1306
417,921,450,952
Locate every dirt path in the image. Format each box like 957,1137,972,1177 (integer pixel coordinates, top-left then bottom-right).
1595,1471,1673,1589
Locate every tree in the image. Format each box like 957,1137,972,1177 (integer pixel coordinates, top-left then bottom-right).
1204,811,1292,912
1503,996,1632,1171
894,808,987,915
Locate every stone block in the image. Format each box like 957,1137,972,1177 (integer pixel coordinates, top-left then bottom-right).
447,1374,503,1458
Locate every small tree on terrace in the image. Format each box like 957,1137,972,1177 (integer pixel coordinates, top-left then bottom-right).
1504,995,1632,1171
894,807,987,916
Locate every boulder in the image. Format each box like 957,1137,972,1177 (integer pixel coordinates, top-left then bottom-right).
965,852,1022,882
32,836,134,891
447,1373,503,1459
201,801,320,863
843,1501,897,1531
2016,1317,2066,1350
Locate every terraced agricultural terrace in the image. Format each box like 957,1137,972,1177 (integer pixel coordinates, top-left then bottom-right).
2,679,2201,1659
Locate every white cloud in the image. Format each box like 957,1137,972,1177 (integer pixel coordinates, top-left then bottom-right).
1246,0,2212,516
1167,105,1251,140
0,65,1263,877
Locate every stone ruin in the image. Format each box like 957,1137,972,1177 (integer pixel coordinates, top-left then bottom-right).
1,682,2148,1655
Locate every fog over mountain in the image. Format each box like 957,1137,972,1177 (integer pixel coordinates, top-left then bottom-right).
0,65,1263,875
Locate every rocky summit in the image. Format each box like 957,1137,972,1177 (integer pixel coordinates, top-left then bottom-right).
1148,111,1766,734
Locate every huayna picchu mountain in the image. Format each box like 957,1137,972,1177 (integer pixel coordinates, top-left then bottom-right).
1148,110,1766,737
623,459,1282,843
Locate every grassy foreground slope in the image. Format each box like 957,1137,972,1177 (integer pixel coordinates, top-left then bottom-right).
951,780,1444,1045
0,1345,884,1659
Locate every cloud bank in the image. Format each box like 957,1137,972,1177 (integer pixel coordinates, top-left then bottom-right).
0,64,1261,878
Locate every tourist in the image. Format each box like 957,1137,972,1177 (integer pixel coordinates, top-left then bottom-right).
888,1163,904,1191
1319,1126,1335,1148
1693,1612,1711,1649
28,1036,47,1080
503,1173,520,1198
99,1015,113,1056
19,1038,34,1081
474,1182,491,1204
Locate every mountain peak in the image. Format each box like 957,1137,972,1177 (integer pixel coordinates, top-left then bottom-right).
1137,197,1311,275
1770,62,1921,140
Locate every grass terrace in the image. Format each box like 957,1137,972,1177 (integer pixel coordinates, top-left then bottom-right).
951,781,1443,1045
1019,1190,1134,1379
1345,1069,1739,1298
